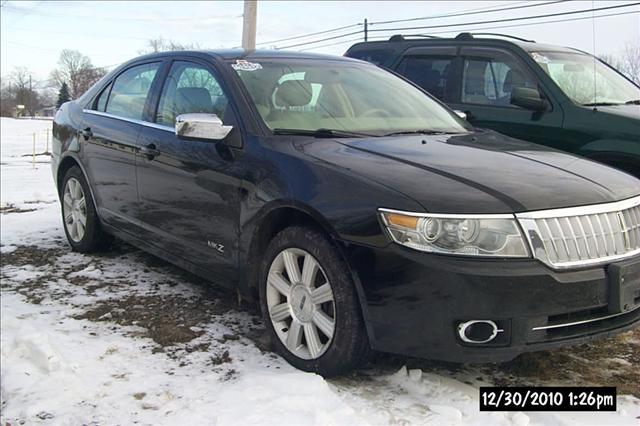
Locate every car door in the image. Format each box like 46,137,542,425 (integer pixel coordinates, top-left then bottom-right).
135,59,243,280
448,47,565,147
81,61,161,234
393,46,459,103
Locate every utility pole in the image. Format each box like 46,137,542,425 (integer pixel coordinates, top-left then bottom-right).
242,0,257,51
364,18,368,42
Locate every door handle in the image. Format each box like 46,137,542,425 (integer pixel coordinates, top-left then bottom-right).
140,143,161,160
80,127,93,141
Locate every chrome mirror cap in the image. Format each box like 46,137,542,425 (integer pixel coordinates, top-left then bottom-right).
175,113,233,141
453,110,467,120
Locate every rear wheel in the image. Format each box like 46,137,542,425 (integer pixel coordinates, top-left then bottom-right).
60,166,112,252
259,226,370,376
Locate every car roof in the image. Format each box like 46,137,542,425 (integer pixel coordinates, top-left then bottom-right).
130,49,361,63
347,34,586,55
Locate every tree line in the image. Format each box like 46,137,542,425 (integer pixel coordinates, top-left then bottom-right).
0,38,199,117
1,37,637,118
1,49,107,117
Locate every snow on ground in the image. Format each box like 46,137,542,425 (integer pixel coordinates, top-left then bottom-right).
1,117,639,425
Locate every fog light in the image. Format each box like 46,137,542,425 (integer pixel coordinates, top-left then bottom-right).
457,320,503,344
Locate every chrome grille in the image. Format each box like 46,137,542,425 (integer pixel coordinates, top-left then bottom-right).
516,195,640,269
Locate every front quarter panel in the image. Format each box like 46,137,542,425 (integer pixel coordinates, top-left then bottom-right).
239,136,423,252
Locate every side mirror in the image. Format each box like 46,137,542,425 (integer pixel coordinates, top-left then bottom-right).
175,113,233,141
510,87,549,111
453,110,467,120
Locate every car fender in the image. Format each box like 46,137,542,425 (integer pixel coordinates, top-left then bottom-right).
238,198,377,343
56,151,101,216
579,138,640,158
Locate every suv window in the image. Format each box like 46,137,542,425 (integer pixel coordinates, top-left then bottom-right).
397,56,453,101
105,63,159,120
461,56,537,107
156,61,229,126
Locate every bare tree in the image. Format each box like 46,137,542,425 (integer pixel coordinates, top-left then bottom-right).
6,67,41,116
51,49,106,99
0,78,16,117
599,40,640,84
139,37,200,54
621,41,640,84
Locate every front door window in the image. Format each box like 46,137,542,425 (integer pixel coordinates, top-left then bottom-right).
461,56,538,107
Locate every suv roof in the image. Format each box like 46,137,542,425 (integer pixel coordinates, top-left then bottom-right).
347,32,584,55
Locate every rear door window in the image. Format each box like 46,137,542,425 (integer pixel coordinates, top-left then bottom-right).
105,62,160,120
396,56,454,101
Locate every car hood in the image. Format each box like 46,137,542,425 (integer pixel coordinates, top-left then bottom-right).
300,130,640,214
594,104,640,120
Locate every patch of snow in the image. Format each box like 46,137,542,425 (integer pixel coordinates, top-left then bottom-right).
2,118,639,425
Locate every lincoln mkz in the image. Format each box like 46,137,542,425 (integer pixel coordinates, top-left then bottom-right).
52,50,640,376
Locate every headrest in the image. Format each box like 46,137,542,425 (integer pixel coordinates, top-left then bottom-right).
176,87,213,113
503,70,527,93
274,80,312,107
464,61,487,94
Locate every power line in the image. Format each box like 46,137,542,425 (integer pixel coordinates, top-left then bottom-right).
2,1,43,29
367,2,640,33
299,37,365,52
369,0,569,26
251,23,362,48
275,30,364,50
299,9,640,51
410,9,640,37
263,2,540,49
272,2,639,51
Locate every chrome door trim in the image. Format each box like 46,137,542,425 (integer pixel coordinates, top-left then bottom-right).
83,109,174,133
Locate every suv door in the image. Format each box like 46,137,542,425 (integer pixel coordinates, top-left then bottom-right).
393,46,459,102
135,59,242,281
448,47,564,146
82,62,161,233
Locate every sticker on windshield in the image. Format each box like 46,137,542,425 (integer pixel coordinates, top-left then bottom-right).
232,60,263,71
530,52,551,64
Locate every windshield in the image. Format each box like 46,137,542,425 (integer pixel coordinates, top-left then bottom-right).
531,51,640,105
231,59,470,136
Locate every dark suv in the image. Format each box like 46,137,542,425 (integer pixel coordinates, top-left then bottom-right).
53,50,640,376
346,33,640,177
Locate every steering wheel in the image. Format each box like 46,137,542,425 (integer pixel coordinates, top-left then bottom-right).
360,108,392,118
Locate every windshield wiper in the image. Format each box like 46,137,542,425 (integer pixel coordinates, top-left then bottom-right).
625,99,640,105
582,102,623,106
272,128,377,138
382,130,462,137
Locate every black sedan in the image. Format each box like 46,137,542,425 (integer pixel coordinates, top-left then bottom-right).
52,49,640,376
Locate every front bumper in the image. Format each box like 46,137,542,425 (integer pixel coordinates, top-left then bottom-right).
345,242,640,363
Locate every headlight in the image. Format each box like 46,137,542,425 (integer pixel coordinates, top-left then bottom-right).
379,209,530,258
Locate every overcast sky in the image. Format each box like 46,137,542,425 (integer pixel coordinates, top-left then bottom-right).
1,0,639,85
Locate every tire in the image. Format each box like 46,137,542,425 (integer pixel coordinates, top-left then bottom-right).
60,165,113,252
259,226,370,376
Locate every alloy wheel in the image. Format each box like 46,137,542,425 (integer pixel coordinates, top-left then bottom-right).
266,248,336,360
62,177,87,242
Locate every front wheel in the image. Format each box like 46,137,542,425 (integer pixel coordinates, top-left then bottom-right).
259,226,370,376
